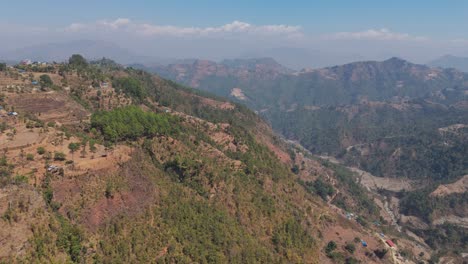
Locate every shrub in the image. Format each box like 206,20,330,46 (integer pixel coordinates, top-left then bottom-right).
37,147,46,155
26,153,34,161
345,242,356,254
325,240,337,256
39,74,53,89
346,257,360,264
13,175,28,184
54,152,66,161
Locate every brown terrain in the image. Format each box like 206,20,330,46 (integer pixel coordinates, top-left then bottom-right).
431,174,468,197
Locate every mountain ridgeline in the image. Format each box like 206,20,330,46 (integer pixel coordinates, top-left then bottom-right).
150,57,468,181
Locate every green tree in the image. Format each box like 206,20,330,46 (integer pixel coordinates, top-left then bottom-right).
68,54,88,68
112,77,146,101
325,241,337,256
68,143,80,160
37,147,46,155
39,74,53,90
89,139,97,153
0,63,6,71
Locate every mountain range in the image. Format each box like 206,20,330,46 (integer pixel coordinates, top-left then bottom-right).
0,40,368,69
0,40,174,65
429,54,468,72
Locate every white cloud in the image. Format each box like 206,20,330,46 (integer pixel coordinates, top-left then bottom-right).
97,18,131,29
327,28,427,41
65,23,86,32
449,38,468,46
64,18,302,37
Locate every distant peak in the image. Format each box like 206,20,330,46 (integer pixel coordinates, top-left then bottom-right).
385,57,407,63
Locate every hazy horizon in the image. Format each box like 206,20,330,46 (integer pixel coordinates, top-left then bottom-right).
2,1,468,69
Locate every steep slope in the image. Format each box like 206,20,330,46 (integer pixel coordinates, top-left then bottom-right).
150,57,468,259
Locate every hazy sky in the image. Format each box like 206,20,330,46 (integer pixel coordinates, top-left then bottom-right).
2,1,468,67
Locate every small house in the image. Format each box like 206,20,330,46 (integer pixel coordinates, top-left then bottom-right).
385,240,395,248
32,80,39,85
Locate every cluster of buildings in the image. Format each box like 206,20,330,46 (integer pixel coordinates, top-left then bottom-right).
21,59,48,66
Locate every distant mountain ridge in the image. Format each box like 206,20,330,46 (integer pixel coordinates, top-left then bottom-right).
1,40,173,65
145,57,293,89
150,57,468,109
240,47,365,70
429,54,468,72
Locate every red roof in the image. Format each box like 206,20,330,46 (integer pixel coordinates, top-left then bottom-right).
386,239,395,247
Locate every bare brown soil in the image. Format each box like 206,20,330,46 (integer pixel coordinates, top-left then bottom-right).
6,92,90,124
430,174,468,197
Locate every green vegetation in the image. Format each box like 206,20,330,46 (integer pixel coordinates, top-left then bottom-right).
68,142,80,158
68,54,88,68
324,241,337,256
269,103,468,182
0,156,13,187
399,188,468,223
112,77,146,101
37,147,46,155
39,74,53,89
322,161,379,218
0,63,6,71
345,242,356,254
272,218,315,259
54,152,66,161
55,215,83,262
26,153,34,161
324,240,345,261
301,178,335,201
91,106,180,142
413,224,467,252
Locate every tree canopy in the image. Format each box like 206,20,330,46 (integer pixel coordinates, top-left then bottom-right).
112,77,146,101
68,54,88,68
91,106,180,142
39,74,53,88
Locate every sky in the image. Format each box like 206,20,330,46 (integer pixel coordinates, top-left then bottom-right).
1,1,468,68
